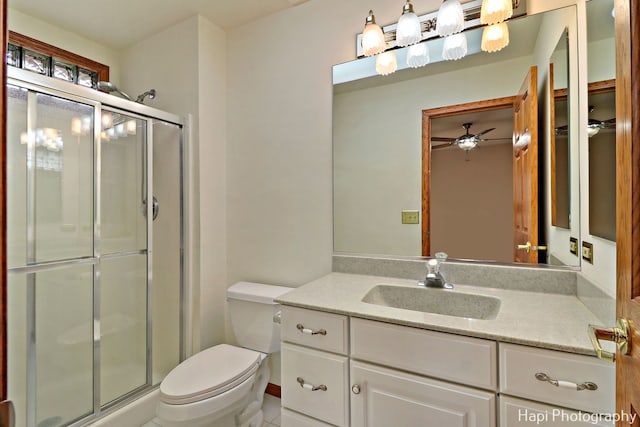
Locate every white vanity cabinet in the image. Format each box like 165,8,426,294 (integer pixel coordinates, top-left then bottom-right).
281,306,350,426
280,306,614,427
498,343,615,427
350,361,495,427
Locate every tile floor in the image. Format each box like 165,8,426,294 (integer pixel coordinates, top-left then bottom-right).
142,393,281,427
261,394,281,426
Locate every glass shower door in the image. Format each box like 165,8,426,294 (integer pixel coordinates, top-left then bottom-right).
99,110,149,405
7,74,185,426
7,86,96,427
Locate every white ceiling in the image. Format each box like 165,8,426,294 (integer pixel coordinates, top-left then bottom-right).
8,0,308,49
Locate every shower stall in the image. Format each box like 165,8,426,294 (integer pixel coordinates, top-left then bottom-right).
6,67,186,427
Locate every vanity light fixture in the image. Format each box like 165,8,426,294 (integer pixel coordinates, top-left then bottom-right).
407,42,430,68
436,0,464,37
362,10,387,57
396,1,422,47
442,32,468,60
376,51,398,75
480,0,513,25
481,22,510,52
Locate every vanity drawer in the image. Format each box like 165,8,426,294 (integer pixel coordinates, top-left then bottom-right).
281,306,349,355
499,396,613,426
281,343,349,427
499,343,615,413
350,318,497,390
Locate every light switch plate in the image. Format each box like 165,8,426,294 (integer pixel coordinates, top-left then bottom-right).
402,210,420,224
582,241,594,264
569,237,578,256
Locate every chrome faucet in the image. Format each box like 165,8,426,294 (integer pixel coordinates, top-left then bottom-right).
418,253,453,289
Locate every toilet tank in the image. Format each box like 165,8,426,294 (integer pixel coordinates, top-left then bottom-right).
227,282,293,353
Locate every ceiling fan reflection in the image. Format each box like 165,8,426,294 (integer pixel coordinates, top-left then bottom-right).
431,122,512,151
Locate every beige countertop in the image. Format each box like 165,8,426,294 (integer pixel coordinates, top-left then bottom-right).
275,272,604,356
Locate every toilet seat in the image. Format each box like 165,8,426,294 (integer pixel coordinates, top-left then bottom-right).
160,344,262,405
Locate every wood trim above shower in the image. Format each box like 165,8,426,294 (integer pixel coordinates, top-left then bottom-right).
8,31,110,82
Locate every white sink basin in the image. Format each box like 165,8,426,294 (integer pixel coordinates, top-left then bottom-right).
362,285,501,320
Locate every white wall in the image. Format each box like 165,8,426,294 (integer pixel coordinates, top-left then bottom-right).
121,15,228,351
8,8,122,85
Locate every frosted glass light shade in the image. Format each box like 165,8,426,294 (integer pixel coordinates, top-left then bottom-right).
457,136,478,150
362,10,387,56
436,0,464,37
442,33,467,60
376,51,398,75
480,0,513,25
407,42,430,68
481,22,509,52
396,1,422,47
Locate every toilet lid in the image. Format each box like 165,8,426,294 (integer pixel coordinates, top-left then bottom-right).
160,344,262,405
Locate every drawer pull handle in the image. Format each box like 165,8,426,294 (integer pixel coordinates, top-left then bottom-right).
534,372,598,391
296,323,327,336
297,377,327,391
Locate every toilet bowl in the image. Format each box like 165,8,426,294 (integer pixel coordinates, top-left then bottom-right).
155,282,292,427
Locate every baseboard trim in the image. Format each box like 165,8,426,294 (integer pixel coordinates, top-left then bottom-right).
265,383,281,398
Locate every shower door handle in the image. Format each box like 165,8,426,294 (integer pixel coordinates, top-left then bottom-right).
143,196,159,220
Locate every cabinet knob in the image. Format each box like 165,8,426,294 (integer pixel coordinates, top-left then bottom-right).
352,384,361,394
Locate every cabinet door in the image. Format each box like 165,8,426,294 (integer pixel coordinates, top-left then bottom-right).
351,361,495,427
500,396,613,427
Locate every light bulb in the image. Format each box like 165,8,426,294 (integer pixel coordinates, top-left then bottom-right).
376,51,398,76
442,33,467,60
481,22,509,52
480,0,513,25
396,1,422,47
362,10,387,57
436,0,464,37
407,42,430,68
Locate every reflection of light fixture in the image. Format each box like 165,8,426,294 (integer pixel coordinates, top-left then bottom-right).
20,128,63,151
436,0,464,37
587,120,602,137
376,51,398,75
71,116,92,136
515,128,531,147
456,135,478,151
481,22,509,52
101,111,113,128
396,1,422,47
362,10,386,57
407,42,430,68
480,0,513,25
442,33,467,60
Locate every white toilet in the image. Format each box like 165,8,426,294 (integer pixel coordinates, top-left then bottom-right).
155,282,292,427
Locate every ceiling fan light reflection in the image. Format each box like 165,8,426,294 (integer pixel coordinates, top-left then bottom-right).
376,51,398,75
480,0,513,25
396,1,422,47
481,22,509,53
457,136,478,150
587,123,601,137
407,42,430,68
442,33,467,60
436,0,464,37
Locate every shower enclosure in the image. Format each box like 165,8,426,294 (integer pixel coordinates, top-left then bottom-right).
6,67,186,427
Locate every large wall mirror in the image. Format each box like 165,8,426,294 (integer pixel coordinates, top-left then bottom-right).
333,4,581,267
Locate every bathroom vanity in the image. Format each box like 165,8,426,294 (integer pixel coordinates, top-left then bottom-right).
276,272,615,427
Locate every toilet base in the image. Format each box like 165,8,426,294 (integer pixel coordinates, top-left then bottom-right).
156,353,270,427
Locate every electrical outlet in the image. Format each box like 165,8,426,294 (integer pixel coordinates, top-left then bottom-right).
402,210,420,224
582,241,594,264
569,237,578,256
